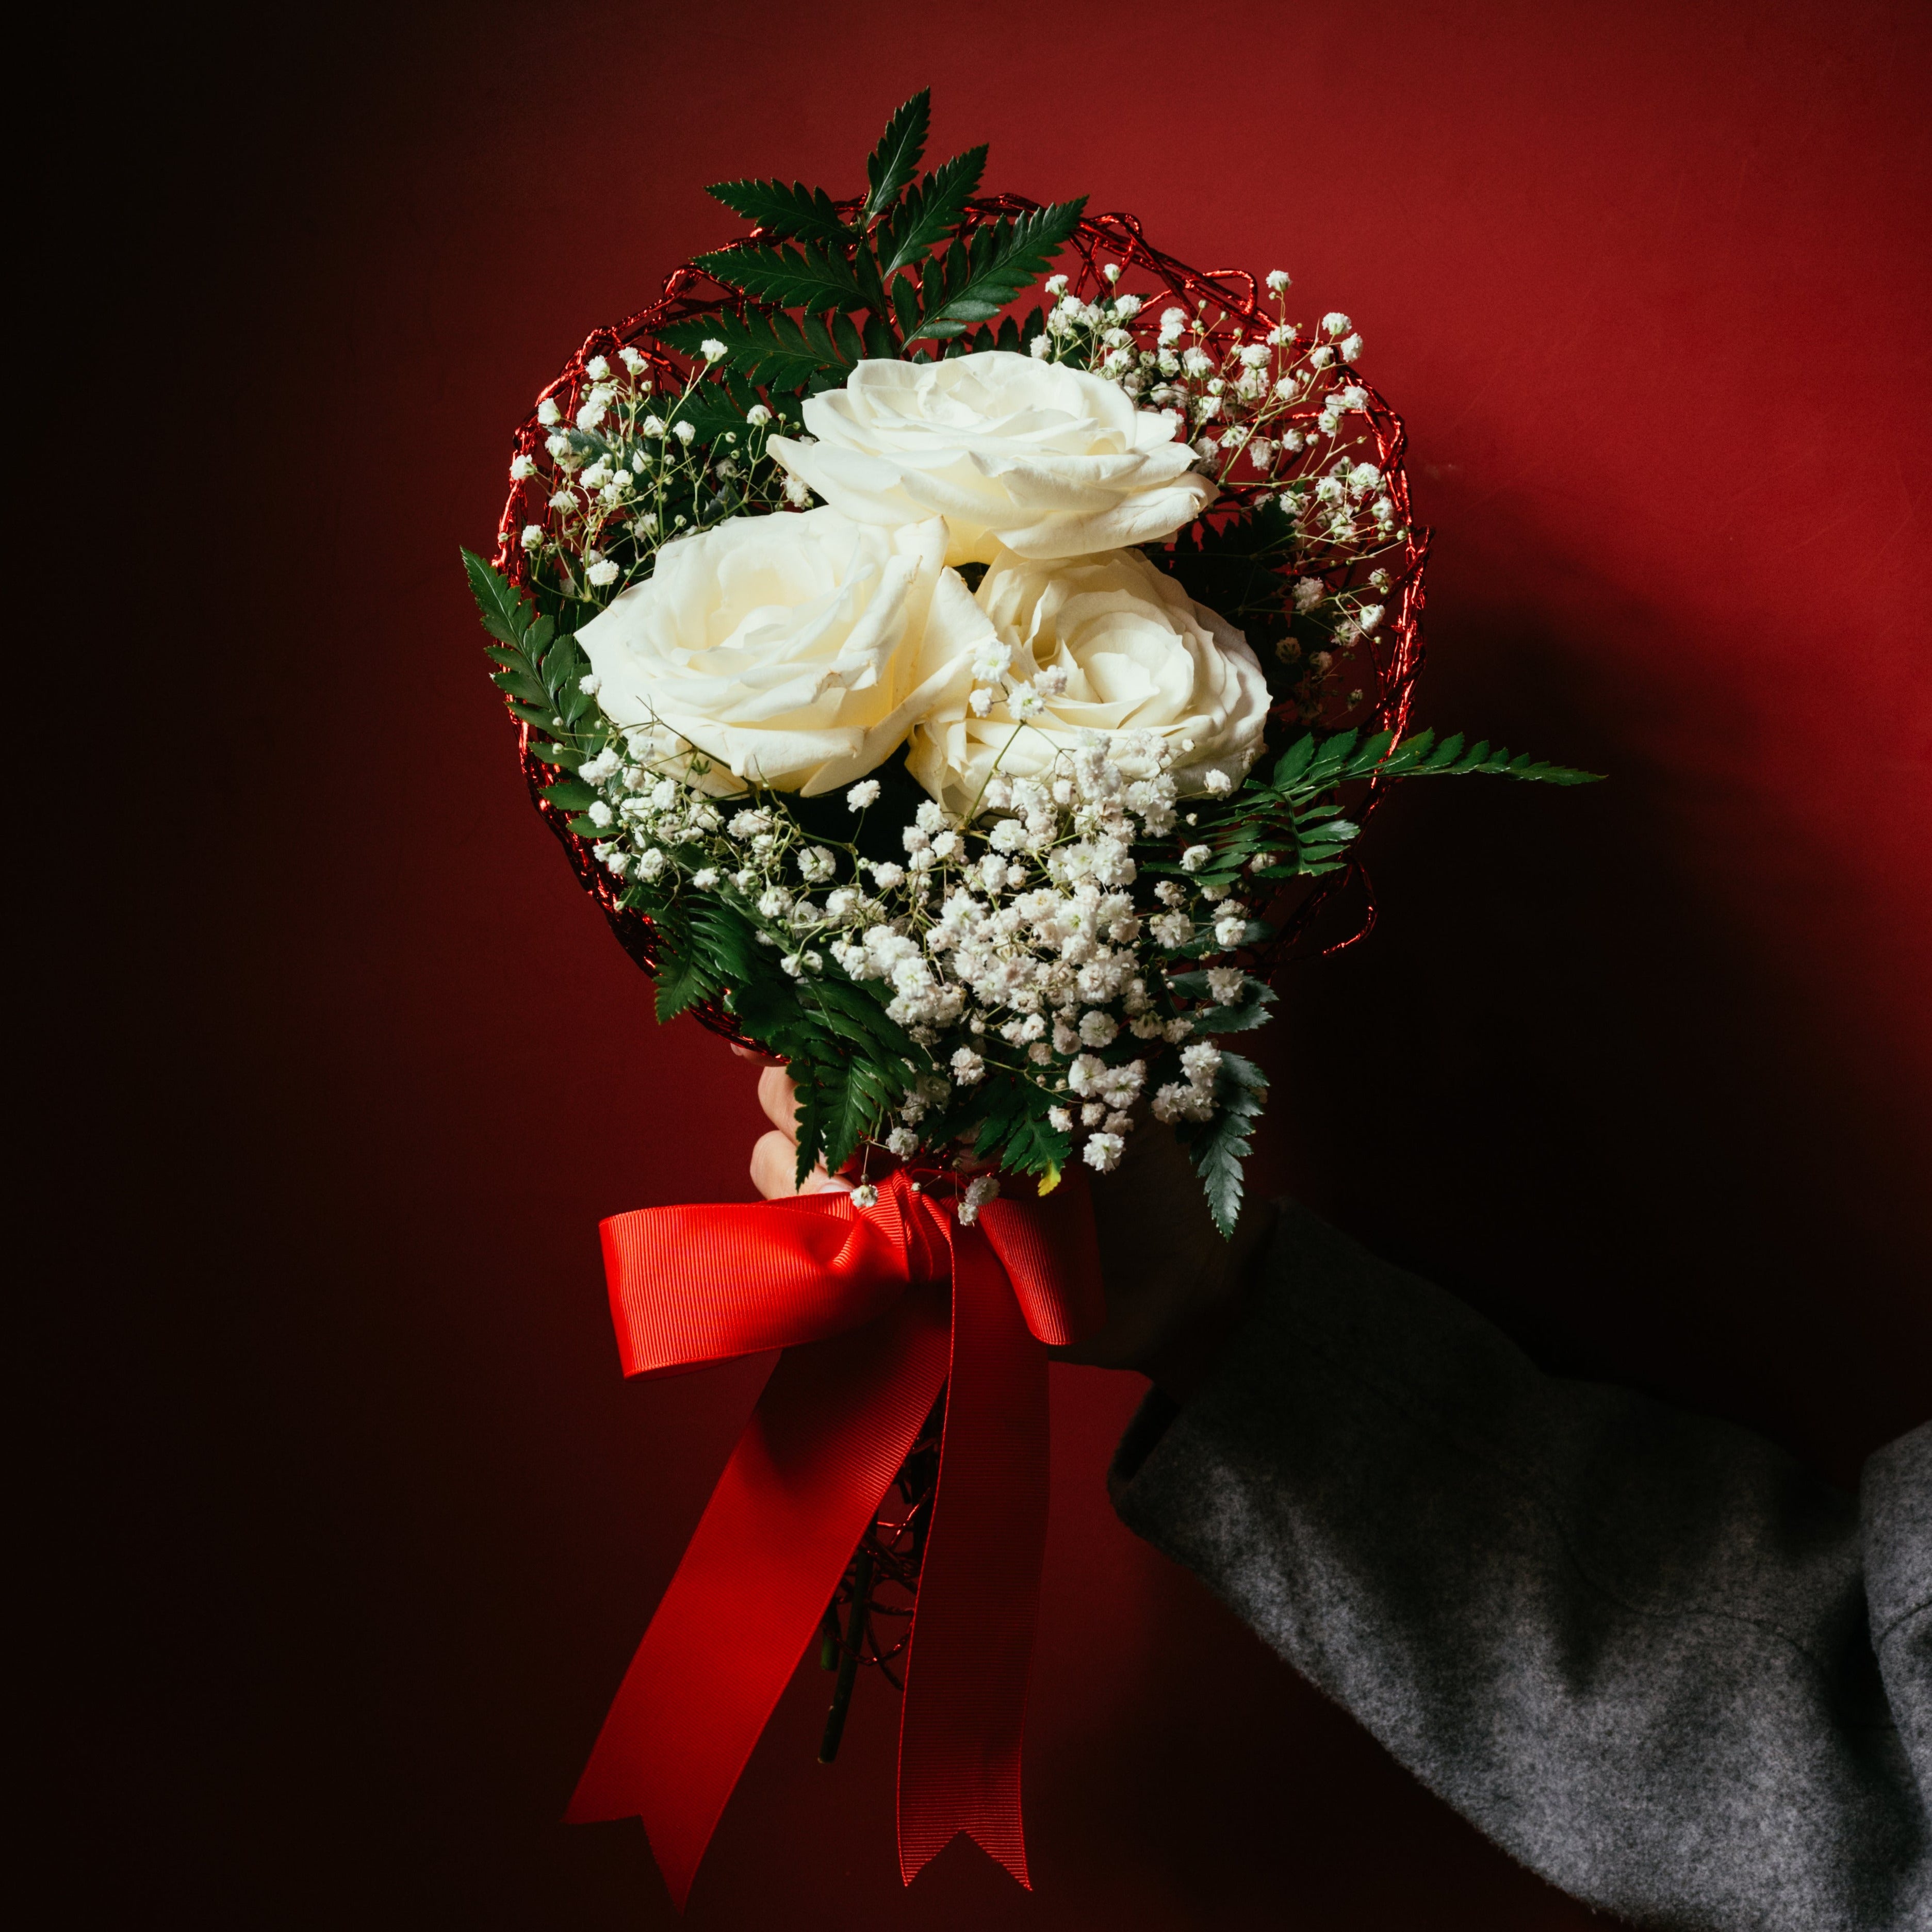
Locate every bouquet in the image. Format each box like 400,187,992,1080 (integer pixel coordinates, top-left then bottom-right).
465,89,1592,1907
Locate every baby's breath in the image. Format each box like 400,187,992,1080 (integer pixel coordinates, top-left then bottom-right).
576,702,1263,1175
1034,271,1406,712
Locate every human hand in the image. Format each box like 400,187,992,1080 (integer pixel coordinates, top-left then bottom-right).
734,1043,857,1199
740,1051,1274,1400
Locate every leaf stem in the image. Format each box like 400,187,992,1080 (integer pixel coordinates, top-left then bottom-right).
818,1549,874,1765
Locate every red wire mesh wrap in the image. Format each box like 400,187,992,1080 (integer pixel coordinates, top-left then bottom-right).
491,201,1428,1035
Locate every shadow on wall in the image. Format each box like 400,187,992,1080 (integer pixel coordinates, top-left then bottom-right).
1244,490,1928,1484
550,500,1928,1932
1008,497,1929,1932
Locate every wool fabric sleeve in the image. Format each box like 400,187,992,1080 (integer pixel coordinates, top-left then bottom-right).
1108,1203,1931,1932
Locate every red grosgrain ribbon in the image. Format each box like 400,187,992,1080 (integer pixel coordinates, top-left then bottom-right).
566,1168,1105,1908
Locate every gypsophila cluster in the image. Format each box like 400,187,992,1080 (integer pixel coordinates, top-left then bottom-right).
1037,268,1405,708
581,696,1276,1177
513,348,801,610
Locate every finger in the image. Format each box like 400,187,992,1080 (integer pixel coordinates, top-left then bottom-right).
731,1042,784,1067
750,1129,801,1199
749,1129,853,1200
757,1064,801,1136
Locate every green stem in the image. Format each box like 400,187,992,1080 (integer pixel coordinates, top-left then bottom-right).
817,1550,874,1765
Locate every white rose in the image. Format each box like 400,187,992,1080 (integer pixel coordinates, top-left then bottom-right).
766,351,1216,566
906,548,1269,815
577,508,990,796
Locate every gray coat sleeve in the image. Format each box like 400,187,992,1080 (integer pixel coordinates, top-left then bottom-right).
1108,1204,1931,1932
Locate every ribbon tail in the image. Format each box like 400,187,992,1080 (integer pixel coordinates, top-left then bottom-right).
568,1283,950,1909
895,1222,1051,1888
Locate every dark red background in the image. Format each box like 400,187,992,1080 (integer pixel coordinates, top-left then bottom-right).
86,3,1927,1926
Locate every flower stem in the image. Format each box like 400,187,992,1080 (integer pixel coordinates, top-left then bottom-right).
817,1550,875,1765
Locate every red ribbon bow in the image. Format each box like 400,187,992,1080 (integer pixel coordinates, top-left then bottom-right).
567,1166,1106,1907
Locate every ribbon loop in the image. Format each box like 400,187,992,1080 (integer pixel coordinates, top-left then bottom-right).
601,1186,914,1376
977,1174,1107,1347
574,1166,1104,1907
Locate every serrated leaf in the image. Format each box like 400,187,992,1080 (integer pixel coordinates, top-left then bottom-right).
695,238,867,314
541,634,589,696
832,312,867,365
890,271,922,339
971,1078,1029,1161
690,898,761,984
812,978,921,1059
1301,727,1360,783
1458,745,1603,784
881,144,988,272
1191,981,1279,1035
1179,1051,1269,1238
862,89,930,224
462,549,533,649
1001,1109,1071,1184
539,778,598,810
1275,730,1321,784
667,394,759,454
653,943,719,1025
491,667,548,706
662,310,841,387
794,1045,894,1184
707,176,854,244
1160,501,1301,648
1378,729,1603,788
905,198,1087,341
1337,730,1396,780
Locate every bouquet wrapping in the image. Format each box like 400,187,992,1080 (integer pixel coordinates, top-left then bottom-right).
465,89,1591,1904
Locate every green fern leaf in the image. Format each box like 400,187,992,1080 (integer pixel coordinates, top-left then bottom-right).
689,898,761,985
1462,746,1602,784
862,89,930,224
694,239,867,314
707,176,854,243
906,198,1086,341
881,144,988,273
889,271,922,339
653,941,720,1026
1193,981,1279,1036
1178,1052,1269,1238
490,666,547,707
462,549,534,649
